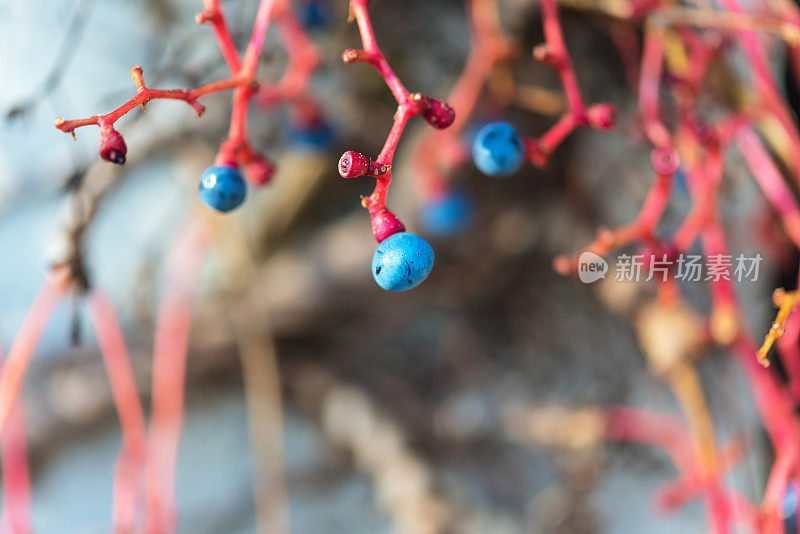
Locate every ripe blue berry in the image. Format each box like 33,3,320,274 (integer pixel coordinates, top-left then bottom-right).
288,119,334,150
298,0,330,30
372,232,435,291
783,481,799,533
198,165,247,212
472,121,525,177
674,168,688,195
419,190,473,237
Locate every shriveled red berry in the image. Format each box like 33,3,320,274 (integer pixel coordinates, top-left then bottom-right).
99,126,127,165
587,103,617,131
532,44,560,67
420,97,455,130
339,151,371,179
371,210,405,242
650,146,680,175
242,153,277,186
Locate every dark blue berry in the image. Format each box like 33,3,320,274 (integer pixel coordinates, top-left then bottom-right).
372,232,434,291
675,168,688,195
463,119,493,146
419,190,473,237
784,481,799,533
472,121,525,177
298,0,330,30
198,165,247,212
288,119,334,150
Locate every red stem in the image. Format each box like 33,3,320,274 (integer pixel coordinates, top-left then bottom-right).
0,352,31,534
413,0,508,199
737,127,800,248
199,0,242,73
540,0,586,118
144,219,209,534
639,29,671,148
87,289,147,534
55,68,250,134
522,0,615,167
0,272,68,439
344,0,453,223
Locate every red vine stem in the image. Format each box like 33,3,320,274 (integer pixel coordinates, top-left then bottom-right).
639,26,671,148
144,218,209,534
56,0,300,180
341,0,455,236
0,352,31,534
348,0,412,217
523,0,616,167
87,289,147,534
735,334,800,530
679,124,800,526
197,0,242,73
553,162,674,275
0,270,70,440
223,0,280,159
541,0,584,117
737,127,800,249
54,69,250,134
413,0,513,199
606,407,746,526
257,6,321,118
716,0,800,183
604,406,694,469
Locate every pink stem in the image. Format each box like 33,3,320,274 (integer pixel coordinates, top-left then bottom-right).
365,107,413,215
778,272,800,401
200,0,243,73
0,352,31,534
241,0,280,78
737,127,800,248
523,0,615,167
540,0,586,118
639,29,671,148
87,289,147,534
144,219,209,534
604,406,694,471
0,274,67,439
350,0,410,103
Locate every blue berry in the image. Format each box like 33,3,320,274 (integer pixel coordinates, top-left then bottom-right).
372,232,435,291
472,121,525,177
463,119,492,146
419,190,473,237
198,165,247,212
674,168,688,195
784,481,799,533
288,119,334,150
298,0,330,30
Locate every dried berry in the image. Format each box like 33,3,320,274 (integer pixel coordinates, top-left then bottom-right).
99,127,127,165
371,210,405,242
339,151,372,179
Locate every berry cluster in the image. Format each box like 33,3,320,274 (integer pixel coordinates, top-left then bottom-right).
411,0,513,237
55,0,323,213
29,0,800,531
411,0,800,529
470,0,616,177
336,0,456,291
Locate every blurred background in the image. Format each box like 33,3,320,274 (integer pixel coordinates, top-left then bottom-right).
0,0,786,532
